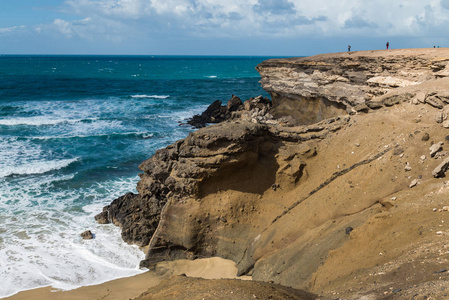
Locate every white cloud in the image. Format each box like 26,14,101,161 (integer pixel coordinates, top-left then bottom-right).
52,0,449,40
0,25,27,34
4,0,449,54
54,0,331,39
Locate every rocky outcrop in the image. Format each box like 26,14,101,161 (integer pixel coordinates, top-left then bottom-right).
98,49,449,299
134,275,317,300
257,49,449,125
186,95,272,128
97,116,349,264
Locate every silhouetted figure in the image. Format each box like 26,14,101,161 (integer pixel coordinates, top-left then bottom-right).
348,45,351,52
386,42,389,50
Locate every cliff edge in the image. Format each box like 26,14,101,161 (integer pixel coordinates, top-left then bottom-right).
258,48,449,124
98,48,449,299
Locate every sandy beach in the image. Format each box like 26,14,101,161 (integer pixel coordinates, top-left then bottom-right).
4,257,250,300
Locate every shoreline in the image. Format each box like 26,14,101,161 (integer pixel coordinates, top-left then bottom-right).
4,271,162,300
4,257,250,300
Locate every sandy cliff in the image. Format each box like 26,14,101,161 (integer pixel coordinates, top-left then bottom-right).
97,48,449,299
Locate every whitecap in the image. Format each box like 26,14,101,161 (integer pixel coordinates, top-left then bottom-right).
0,158,79,178
28,131,152,141
0,116,80,126
206,75,218,78
141,133,154,139
0,175,144,298
130,95,170,99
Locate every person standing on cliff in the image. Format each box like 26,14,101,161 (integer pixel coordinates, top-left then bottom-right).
386,42,389,50
348,45,351,52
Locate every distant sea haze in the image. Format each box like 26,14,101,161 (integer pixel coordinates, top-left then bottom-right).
0,55,271,298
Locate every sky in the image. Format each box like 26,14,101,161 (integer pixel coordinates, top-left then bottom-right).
1,0,449,56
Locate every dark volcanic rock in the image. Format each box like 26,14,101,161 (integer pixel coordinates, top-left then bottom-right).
226,95,243,112
186,100,225,128
186,95,271,128
95,192,163,246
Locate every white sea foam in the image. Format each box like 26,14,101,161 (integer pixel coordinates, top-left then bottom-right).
0,137,79,178
0,116,80,126
0,158,78,178
206,75,218,78
0,95,197,298
0,175,145,298
157,104,207,121
28,131,154,141
131,94,170,99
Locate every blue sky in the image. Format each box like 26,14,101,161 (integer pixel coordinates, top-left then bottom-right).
1,0,449,55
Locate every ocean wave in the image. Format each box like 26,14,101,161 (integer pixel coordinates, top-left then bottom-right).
206,75,218,78
0,105,21,115
0,175,143,298
24,131,154,141
0,158,79,178
130,94,170,99
0,116,81,126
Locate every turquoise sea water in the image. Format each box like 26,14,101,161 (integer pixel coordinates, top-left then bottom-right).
0,55,271,297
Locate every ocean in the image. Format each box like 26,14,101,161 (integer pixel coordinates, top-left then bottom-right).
0,55,271,298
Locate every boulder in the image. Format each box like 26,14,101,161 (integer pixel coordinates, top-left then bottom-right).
425,95,444,109
80,230,94,240
432,157,449,178
243,95,271,111
226,95,243,112
95,192,161,246
186,100,224,128
430,142,444,157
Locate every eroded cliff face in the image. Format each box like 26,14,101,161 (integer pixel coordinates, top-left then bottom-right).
257,49,449,124
98,49,449,299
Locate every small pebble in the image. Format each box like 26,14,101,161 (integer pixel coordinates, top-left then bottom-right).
404,163,412,171
409,179,419,188
437,231,443,235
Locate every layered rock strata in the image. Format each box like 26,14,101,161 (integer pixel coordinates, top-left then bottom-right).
257,48,449,124
98,49,449,299
96,116,349,263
